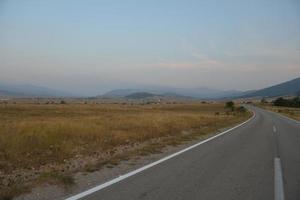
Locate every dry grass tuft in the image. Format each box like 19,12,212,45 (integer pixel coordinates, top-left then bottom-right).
38,172,74,186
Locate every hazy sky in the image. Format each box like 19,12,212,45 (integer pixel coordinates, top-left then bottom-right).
1,0,300,95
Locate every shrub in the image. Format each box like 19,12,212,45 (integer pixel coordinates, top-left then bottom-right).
261,98,267,103
273,97,300,107
225,101,235,111
236,106,246,113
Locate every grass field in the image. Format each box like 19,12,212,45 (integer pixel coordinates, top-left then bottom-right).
0,102,250,199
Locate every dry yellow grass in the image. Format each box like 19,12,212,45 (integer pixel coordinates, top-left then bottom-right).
0,102,251,199
0,103,251,173
0,103,250,173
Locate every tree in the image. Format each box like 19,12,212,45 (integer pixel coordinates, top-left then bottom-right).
273,97,286,106
273,97,300,108
261,98,267,103
225,101,235,111
292,97,300,107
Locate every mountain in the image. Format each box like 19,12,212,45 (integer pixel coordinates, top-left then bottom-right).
123,92,193,100
241,77,300,98
103,89,145,97
102,87,242,99
125,92,156,99
221,90,257,99
0,89,26,97
101,77,300,99
0,83,75,97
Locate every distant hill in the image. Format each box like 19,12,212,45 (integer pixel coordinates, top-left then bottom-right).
4,77,298,99
101,77,300,100
123,92,193,100
241,77,300,98
160,92,191,98
0,89,26,97
0,83,75,97
103,89,145,97
125,92,155,99
221,90,257,99
102,87,242,99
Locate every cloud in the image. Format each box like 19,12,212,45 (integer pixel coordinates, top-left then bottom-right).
154,45,223,70
157,36,300,73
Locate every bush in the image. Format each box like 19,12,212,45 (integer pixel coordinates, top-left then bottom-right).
273,97,300,107
236,106,246,113
261,98,267,103
225,101,235,111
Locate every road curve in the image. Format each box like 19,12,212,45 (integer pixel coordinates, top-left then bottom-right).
66,106,300,200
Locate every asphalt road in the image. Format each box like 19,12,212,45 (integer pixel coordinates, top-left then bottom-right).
67,106,300,200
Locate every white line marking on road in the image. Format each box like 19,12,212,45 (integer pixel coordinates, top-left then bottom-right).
65,112,255,200
277,114,300,124
274,157,285,200
273,125,277,133
263,108,300,125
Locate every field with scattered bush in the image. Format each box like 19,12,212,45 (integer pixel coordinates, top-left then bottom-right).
0,102,250,199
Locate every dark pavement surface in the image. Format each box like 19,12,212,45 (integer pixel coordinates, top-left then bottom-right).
73,106,300,200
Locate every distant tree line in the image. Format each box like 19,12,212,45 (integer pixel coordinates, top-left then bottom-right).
273,97,300,108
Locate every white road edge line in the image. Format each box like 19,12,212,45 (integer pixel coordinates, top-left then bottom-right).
274,157,285,200
276,113,300,124
65,112,256,200
263,108,300,124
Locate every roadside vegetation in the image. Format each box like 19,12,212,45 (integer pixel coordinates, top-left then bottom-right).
273,97,300,108
259,96,300,121
0,101,250,199
262,105,300,121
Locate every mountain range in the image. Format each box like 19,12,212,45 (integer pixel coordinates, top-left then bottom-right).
102,77,300,99
0,83,75,97
102,87,241,99
1,77,299,99
239,77,300,98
